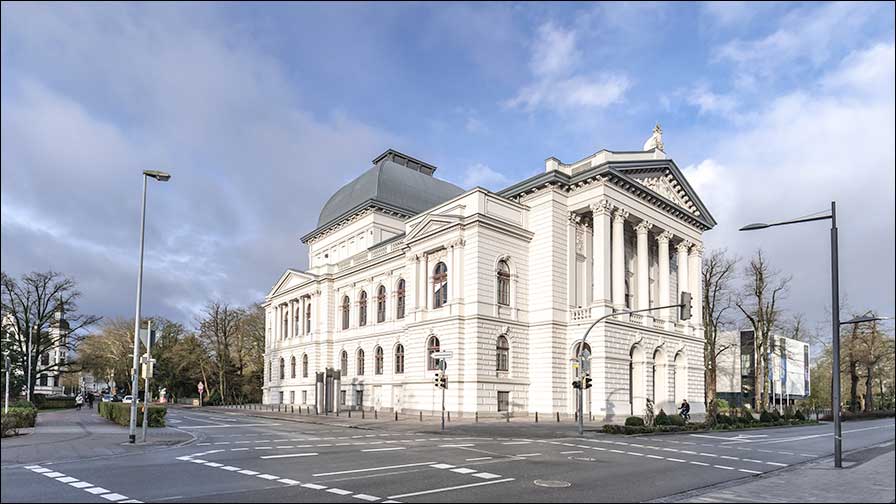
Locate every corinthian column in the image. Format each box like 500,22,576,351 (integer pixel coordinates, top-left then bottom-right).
676,241,692,322
657,231,672,320
591,200,612,310
689,244,704,327
612,208,629,309
635,221,653,310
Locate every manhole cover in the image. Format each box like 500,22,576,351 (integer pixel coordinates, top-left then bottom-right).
568,456,597,462
534,480,571,488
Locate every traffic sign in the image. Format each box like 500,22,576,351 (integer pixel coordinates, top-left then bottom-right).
431,351,453,359
139,328,157,350
197,381,204,394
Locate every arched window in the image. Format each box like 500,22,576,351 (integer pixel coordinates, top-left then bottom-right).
374,346,384,375
282,310,289,339
294,306,300,336
497,260,511,306
302,353,309,378
340,350,348,377
356,348,365,376
396,279,406,319
305,302,311,334
427,336,441,370
496,335,509,371
432,262,448,308
341,296,350,330
377,286,387,323
290,355,296,379
394,344,405,374
358,291,368,327
279,358,285,380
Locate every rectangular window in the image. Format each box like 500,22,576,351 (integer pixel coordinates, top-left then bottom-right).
497,391,509,412
289,391,295,404
278,391,284,404
302,390,307,404
340,390,346,406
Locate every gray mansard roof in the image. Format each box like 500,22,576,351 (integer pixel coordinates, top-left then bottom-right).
309,149,465,239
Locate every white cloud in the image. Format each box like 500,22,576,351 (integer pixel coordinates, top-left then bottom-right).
461,163,511,190
686,83,739,117
505,21,630,112
685,42,895,327
715,2,882,76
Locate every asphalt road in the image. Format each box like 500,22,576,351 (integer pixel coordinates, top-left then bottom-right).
2,408,893,503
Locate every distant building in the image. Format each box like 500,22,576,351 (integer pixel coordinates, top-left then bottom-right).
716,330,811,408
263,127,716,420
2,309,71,396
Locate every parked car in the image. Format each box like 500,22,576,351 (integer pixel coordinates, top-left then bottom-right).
101,394,113,403
121,395,141,404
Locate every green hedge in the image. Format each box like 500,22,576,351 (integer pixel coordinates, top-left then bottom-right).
625,416,645,426
654,410,670,426
1,407,38,437
602,418,817,435
820,409,895,422
97,402,167,427
34,396,77,410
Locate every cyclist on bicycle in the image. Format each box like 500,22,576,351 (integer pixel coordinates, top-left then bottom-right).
679,399,691,422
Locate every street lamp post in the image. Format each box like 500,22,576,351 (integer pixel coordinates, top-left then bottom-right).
128,170,170,444
738,201,890,468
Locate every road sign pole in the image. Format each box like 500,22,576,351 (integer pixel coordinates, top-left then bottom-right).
141,320,152,443
577,355,584,436
440,360,446,431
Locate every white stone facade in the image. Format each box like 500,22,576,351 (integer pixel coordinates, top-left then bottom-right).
263,139,715,421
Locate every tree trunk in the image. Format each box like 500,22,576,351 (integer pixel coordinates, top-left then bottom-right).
864,365,874,412
754,348,763,410
849,359,859,413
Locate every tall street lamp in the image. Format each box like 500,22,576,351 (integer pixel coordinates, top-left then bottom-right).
740,201,851,466
129,170,171,444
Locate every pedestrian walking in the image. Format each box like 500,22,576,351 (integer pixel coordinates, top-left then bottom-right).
75,394,84,411
87,392,94,409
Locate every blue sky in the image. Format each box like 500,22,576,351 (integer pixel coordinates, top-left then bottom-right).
2,2,894,337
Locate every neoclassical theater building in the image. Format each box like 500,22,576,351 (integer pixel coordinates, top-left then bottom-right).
263,126,715,420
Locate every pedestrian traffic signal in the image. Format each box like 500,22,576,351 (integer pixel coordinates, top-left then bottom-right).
584,374,593,389
434,371,447,389
680,292,692,320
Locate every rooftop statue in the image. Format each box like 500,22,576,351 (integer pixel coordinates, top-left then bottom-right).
643,123,665,152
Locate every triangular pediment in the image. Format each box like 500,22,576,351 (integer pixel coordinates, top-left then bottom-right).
405,214,461,242
268,268,315,299
614,164,712,224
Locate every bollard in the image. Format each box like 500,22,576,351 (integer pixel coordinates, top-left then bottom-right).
374,410,378,420
348,409,352,418
394,411,398,421
336,408,339,417
590,412,593,421
556,411,560,422
447,411,451,422
362,409,365,419
419,411,423,422
475,411,478,423
535,412,539,423
506,412,510,423
574,411,577,422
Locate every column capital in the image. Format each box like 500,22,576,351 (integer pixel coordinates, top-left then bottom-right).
689,243,704,256
612,208,630,223
676,240,693,253
568,211,582,225
589,199,613,216
657,230,674,244
635,221,654,234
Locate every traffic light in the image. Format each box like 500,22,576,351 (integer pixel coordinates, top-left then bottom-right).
584,374,592,389
680,291,692,321
433,372,447,389
572,380,581,389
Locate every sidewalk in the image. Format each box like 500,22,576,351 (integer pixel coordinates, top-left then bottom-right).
654,442,896,503
1,407,195,467
201,404,609,438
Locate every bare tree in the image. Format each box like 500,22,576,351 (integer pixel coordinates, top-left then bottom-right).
197,301,243,404
1,271,100,399
735,250,791,410
701,248,738,413
781,313,810,342
77,318,137,394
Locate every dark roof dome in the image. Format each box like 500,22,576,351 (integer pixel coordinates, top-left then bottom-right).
314,149,465,230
